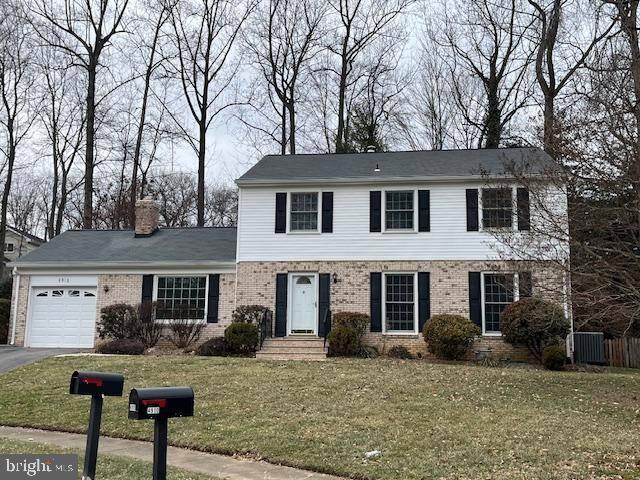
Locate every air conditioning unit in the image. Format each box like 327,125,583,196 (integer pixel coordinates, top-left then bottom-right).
573,332,606,365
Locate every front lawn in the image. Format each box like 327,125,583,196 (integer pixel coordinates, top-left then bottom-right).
0,438,216,479
0,356,639,480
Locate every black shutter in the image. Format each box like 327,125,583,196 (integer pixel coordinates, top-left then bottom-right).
418,272,431,333
519,271,533,298
318,273,331,336
466,189,479,231
206,274,220,323
142,275,154,304
469,272,482,329
370,272,382,332
418,190,430,232
275,192,287,233
275,273,288,337
370,191,381,232
321,192,333,233
517,188,530,231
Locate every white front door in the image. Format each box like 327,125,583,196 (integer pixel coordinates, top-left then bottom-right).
289,274,317,334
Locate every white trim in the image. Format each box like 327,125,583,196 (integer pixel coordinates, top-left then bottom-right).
480,271,520,336
286,272,319,336
382,189,418,233
382,272,419,335
10,269,19,345
152,274,209,323
286,191,322,234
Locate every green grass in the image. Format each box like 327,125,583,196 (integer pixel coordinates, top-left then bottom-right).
1,356,640,480
0,438,217,479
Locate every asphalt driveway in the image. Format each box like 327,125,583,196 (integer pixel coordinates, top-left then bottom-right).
0,346,82,374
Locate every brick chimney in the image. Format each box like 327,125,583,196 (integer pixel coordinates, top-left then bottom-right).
135,198,159,237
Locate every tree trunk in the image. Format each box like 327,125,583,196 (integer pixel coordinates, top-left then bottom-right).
543,94,555,157
197,118,206,227
83,57,97,229
0,132,16,279
485,78,502,148
336,52,348,153
281,101,287,155
288,98,296,154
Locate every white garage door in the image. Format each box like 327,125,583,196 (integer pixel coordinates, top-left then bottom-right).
29,287,97,348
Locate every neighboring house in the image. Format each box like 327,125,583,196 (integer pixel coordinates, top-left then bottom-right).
7,148,570,360
3,226,44,261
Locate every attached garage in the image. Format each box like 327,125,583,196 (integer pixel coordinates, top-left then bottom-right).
26,276,98,348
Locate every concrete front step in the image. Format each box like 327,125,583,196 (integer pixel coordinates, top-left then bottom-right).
258,337,328,360
263,339,327,348
256,352,328,361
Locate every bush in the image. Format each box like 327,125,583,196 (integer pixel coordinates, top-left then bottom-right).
232,305,270,324
542,345,566,371
423,314,480,360
96,339,145,355
501,298,569,362
358,345,379,358
333,312,369,341
132,302,163,348
224,322,259,355
0,298,10,344
327,325,359,356
165,304,205,349
97,304,138,340
387,345,413,359
195,337,229,356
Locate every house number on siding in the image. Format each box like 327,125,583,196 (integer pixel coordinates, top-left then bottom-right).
57,277,71,284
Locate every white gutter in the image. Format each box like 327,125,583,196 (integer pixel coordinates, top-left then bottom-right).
10,267,19,345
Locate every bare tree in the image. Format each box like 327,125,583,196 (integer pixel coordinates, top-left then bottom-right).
168,0,255,226
31,0,131,229
129,0,173,226
328,0,414,153
205,183,237,226
435,0,534,148
244,0,325,154
148,171,197,226
0,1,37,277
527,0,614,157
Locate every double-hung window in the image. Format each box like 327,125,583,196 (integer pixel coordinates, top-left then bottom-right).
384,273,416,333
482,188,513,229
482,273,516,335
156,276,207,321
290,192,318,232
385,191,414,230
4,243,14,252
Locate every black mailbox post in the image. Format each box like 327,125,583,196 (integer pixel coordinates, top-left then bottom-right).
69,371,124,480
129,387,194,480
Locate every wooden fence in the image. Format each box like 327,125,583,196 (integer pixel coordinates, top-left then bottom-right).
604,338,640,368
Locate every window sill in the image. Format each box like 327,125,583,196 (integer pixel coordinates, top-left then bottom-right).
381,332,420,337
286,231,321,235
481,332,502,338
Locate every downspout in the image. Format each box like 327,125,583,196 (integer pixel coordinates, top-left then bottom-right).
562,260,574,362
10,267,19,345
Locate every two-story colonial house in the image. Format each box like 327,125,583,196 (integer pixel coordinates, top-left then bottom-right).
7,148,570,361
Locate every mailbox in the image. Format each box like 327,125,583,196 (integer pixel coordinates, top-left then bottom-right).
70,371,124,397
128,387,194,420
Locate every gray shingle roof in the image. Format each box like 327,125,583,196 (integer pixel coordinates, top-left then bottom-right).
236,148,557,185
12,227,237,266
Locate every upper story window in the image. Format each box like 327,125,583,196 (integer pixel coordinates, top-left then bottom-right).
290,192,318,232
385,191,414,230
156,276,207,321
482,273,516,335
482,188,513,229
4,243,14,252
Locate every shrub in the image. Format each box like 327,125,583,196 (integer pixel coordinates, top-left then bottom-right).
232,305,270,324
333,312,369,342
387,345,413,359
0,298,10,344
501,298,569,362
96,339,145,355
224,322,259,355
542,345,566,371
327,325,359,356
358,345,379,358
195,337,229,356
164,304,205,349
132,302,163,348
423,314,480,360
97,304,138,340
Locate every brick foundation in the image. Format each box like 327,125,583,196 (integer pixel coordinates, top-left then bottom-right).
236,260,562,362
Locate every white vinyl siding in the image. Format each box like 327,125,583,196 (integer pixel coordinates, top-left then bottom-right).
237,183,568,262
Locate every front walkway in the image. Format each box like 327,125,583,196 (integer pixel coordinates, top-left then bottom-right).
0,426,342,480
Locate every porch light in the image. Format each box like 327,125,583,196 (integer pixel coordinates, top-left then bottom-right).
332,273,338,284
374,163,380,172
